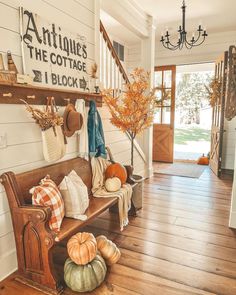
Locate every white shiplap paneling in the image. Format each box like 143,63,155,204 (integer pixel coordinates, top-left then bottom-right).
0,0,146,281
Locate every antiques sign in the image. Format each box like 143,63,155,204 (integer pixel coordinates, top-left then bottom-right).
20,8,89,91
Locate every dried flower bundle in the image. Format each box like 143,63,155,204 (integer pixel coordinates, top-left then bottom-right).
89,62,98,79
22,100,63,131
103,68,156,165
205,79,222,107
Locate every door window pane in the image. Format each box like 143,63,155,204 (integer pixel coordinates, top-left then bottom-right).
162,89,171,106
154,89,162,106
163,70,172,88
154,108,161,123
162,107,171,124
155,71,162,87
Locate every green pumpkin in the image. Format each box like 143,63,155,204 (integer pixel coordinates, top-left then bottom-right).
64,254,107,292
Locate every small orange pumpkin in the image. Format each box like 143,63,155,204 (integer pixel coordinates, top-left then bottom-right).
105,163,127,184
67,232,97,265
96,235,121,266
197,154,209,165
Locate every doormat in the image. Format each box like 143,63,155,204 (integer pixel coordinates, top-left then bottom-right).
154,162,206,178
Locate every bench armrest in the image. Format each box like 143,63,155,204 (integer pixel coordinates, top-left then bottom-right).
13,204,56,242
17,204,52,222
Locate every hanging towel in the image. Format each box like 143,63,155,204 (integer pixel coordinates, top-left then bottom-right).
75,99,89,160
88,100,107,159
91,157,132,231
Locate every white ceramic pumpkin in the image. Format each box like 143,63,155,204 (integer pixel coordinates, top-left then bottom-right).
105,177,121,192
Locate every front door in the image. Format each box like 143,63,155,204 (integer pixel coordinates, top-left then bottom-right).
210,52,228,177
153,65,176,163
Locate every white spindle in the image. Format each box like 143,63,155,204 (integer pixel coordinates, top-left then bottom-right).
102,39,107,88
105,46,109,89
110,51,113,88
113,60,117,90
99,33,103,83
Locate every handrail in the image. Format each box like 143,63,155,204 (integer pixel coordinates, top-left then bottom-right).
100,21,130,84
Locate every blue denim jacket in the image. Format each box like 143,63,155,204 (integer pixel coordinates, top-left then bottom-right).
87,100,107,159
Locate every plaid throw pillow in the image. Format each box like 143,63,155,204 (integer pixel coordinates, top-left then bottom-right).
30,175,65,233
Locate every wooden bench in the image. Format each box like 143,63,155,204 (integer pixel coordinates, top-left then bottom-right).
1,157,133,295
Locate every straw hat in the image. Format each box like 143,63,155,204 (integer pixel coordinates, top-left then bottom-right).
63,103,83,137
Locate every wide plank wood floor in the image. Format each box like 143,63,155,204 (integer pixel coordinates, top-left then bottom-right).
1,167,236,295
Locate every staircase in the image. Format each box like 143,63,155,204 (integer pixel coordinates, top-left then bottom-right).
99,21,146,164
99,21,129,91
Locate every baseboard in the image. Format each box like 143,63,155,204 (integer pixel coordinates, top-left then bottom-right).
222,168,234,176
229,210,236,229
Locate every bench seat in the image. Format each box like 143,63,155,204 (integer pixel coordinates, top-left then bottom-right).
56,196,117,241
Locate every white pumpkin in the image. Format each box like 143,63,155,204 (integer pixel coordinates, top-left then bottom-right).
105,177,121,192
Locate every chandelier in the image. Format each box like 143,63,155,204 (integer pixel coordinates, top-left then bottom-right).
160,0,208,50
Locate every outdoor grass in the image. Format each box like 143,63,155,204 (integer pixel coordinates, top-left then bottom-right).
174,127,211,145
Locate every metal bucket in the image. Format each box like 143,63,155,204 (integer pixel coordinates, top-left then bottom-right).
130,174,144,210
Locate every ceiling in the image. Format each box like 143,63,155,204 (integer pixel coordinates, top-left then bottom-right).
134,0,236,34
100,10,140,44
101,0,236,45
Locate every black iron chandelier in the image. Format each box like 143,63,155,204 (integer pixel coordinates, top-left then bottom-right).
160,0,208,50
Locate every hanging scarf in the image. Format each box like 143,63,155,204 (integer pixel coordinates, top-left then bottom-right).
87,100,107,158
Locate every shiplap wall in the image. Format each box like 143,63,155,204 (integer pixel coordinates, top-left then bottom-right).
0,0,146,281
127,43,141,74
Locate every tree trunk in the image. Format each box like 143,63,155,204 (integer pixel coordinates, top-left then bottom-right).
131,136,134,167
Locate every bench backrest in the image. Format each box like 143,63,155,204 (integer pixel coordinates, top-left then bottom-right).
15,157,93,205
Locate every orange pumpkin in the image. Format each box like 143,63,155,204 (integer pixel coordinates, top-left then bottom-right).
197,154,209,165
96,235,121,265
105,163,127,184
67,232,97,265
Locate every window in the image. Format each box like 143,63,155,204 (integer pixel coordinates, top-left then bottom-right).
113,41,124,62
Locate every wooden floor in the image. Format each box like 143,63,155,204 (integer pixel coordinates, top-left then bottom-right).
1,167,236,295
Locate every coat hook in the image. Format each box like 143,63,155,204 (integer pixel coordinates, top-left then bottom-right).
64,98,71,105
26,95,35,99
3,93,12,97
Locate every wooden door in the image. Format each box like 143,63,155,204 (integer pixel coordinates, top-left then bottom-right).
153,65,176,163
210,52,228,177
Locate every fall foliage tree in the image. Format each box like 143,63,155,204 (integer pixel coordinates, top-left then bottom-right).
103,68,156,166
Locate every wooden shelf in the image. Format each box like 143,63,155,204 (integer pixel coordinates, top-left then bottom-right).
0,82,103,107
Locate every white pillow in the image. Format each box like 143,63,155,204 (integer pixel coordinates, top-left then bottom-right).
59,170,89,220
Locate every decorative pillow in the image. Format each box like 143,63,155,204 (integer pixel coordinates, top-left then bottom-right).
30,175,65,233
59,170,89,220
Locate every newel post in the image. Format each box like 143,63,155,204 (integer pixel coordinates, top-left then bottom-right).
140,15,156,178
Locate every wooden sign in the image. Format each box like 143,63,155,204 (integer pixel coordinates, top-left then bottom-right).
20,7,89,91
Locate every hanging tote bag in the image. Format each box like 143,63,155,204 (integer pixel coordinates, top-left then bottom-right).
42,97,67,163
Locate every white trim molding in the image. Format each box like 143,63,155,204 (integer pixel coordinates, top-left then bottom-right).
229,145,236,228
101,0,151,38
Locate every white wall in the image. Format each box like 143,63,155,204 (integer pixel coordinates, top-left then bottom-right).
222,117,236,170
0,0,146,281
127,43,141,74
229,144,236,228
155,31,236,66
